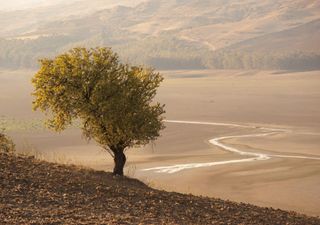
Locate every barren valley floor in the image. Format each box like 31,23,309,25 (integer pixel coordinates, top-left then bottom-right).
1,69,320,216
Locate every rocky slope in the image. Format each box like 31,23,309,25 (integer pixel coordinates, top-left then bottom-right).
1,152,319,224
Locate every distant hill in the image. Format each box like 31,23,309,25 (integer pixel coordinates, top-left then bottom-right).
1,0,319,70
206,19,320,70
0,0,143,12
0,0,145,37
1,152,320,224
222,19,320,54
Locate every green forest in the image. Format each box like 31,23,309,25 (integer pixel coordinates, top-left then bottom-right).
1,35,319,71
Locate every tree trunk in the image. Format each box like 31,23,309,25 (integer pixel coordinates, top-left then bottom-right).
113,148,126,176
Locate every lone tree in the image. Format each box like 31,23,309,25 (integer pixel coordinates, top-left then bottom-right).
32,47,165,176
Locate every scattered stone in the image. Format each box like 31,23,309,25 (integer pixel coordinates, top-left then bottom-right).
0,153,319,224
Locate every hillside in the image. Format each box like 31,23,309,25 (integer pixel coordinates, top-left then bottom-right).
0,0,145,37
1,152,320,224
0,0,319,70
221,19,320,54
206,19,320,70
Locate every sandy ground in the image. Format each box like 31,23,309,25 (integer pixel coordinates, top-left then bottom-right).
1,69,320,216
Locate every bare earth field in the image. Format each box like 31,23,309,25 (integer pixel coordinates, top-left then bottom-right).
3,152,320,225
1,69,320,216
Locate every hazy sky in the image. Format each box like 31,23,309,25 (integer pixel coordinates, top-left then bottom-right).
0,0,75,11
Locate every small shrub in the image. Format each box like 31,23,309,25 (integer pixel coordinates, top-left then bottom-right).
0,132,15,154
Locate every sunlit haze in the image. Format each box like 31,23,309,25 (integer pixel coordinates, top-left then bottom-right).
1,0,320,223
0,0,60,11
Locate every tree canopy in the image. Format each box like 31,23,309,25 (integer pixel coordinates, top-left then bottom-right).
32,47,165,175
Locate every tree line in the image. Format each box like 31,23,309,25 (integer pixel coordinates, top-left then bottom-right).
204,51,320,71
1,37,319,71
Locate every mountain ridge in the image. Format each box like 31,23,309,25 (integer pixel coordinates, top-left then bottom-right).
1,0,319,70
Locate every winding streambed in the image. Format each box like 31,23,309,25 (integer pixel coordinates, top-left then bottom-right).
142,120,320,174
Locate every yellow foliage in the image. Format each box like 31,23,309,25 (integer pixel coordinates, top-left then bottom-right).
32,47,165,157
0,132,15,154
